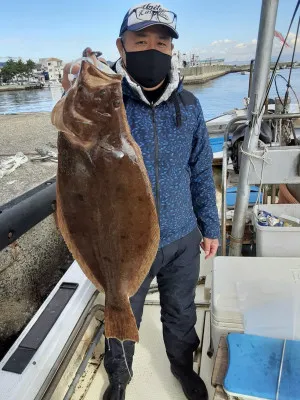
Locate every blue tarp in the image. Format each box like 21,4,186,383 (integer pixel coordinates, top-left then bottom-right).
209,137,262,207
225,333,300,400
209,137,224,154
226,186,262,207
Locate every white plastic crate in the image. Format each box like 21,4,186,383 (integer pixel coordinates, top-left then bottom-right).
253,204,300,257
211,256,300,352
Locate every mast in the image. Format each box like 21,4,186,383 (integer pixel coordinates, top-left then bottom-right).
229,0,279,256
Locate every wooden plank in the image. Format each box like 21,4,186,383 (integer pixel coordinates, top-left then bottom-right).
212,336,228,387
213,158,223,166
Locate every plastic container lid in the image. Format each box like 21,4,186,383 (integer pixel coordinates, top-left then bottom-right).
212,257,300,326
224,333,300,400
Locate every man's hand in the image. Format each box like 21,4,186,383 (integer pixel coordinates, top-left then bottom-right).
200,237,219,259
61,48,108,92
61,62,80,91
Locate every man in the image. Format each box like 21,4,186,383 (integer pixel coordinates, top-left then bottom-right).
62,3,220,400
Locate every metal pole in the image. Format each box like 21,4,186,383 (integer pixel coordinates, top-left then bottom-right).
229,0,279,256
248,59,255,98
221,138,229,255
221,116,248,256
63,321,105,400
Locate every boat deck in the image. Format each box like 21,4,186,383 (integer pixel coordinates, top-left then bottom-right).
71,254,215,400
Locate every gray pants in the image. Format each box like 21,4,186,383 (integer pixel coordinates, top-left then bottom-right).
104,227,201,383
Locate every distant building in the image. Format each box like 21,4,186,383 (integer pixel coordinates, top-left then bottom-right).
198,58,224,66
39,57,64,81
176,53,225,68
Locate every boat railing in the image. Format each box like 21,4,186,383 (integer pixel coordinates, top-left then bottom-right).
0,178,56,251
221,112,300,255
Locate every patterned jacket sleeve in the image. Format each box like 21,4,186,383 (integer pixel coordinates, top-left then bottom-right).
188,99,220,239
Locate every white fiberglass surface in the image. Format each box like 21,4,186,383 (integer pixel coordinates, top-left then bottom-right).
84,305,207,400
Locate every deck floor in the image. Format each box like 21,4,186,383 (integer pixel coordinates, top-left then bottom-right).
83,255,215,400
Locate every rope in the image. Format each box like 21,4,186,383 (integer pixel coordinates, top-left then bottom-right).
275,74,300,111
121,341,132,381
106,337,132,381
30,148,58,163
0,148,58,179
283,14,300,112
240,139,272,212
0,152,28,178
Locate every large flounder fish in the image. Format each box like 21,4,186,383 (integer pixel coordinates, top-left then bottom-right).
51,60,160,342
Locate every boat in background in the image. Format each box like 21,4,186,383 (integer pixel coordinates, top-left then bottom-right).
207,102,300,164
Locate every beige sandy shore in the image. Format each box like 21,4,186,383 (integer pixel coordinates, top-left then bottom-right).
0,112,58,204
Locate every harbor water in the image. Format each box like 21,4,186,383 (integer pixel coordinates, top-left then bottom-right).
0,69,299,120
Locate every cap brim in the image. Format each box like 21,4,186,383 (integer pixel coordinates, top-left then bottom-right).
127,20,179,39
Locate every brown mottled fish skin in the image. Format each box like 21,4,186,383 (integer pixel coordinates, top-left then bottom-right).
51,61,160,342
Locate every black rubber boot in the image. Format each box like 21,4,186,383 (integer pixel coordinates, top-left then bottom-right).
103,348,132,400
171,365,208,400
102,368,131,400
103,383,127,400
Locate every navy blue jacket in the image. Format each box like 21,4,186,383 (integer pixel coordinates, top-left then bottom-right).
120,72,220,248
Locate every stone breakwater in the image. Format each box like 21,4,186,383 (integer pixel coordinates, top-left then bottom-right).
180,64,238,84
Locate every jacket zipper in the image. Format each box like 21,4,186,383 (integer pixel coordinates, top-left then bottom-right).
151,104,160,222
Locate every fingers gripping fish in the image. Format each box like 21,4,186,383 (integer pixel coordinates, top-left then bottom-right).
51,59,160,343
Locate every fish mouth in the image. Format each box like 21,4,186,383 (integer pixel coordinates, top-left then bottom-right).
80,60,123,84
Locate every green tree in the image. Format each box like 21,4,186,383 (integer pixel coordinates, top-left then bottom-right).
15,59,26,83
0,59,36,84
0,59,17,83
24,59,36,80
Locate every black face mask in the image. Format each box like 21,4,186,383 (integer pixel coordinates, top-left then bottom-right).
123,46,171,88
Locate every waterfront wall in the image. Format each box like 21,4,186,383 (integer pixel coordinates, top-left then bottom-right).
0,216,70,353
0,65,237,93
0,84,43,92
180,64,233,85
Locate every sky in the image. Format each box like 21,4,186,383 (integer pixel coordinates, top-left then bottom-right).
1,0,300,64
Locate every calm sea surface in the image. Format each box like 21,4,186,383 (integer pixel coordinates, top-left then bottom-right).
0,69,299,120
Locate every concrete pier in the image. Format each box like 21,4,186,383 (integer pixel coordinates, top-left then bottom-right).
0,84,44,92
180,64,234,85
0,112,71,358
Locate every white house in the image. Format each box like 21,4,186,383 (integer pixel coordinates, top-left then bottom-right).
39,57,64,81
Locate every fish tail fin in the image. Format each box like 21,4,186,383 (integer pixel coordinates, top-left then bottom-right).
104,298,139,343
